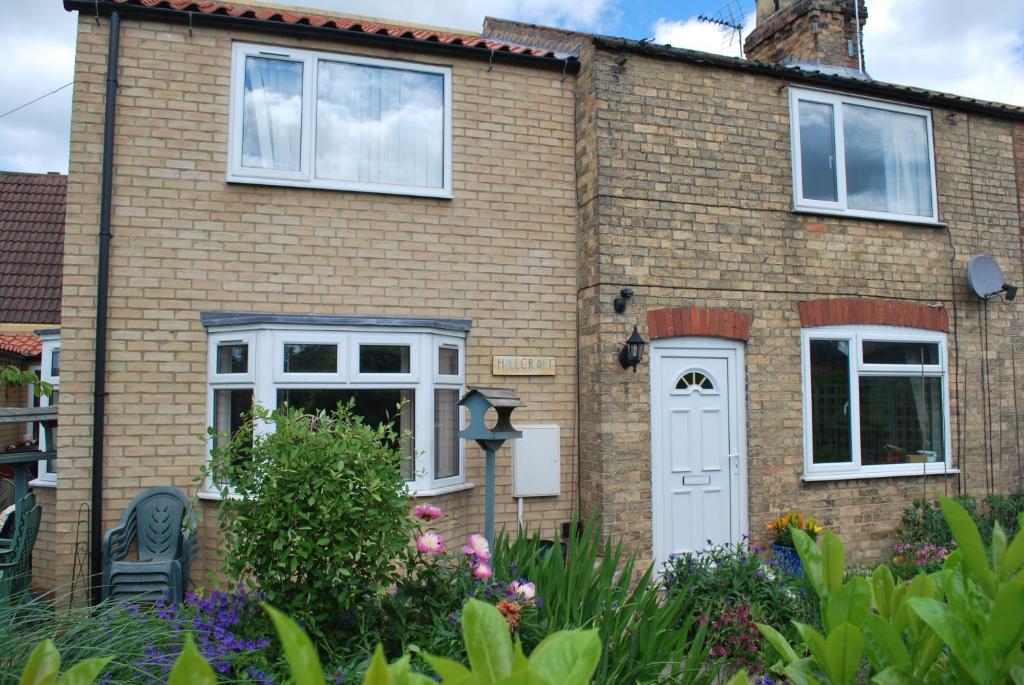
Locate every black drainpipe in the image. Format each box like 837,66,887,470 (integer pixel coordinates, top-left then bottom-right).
91,9,120,606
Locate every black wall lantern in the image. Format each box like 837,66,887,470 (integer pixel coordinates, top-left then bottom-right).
618,324,647,372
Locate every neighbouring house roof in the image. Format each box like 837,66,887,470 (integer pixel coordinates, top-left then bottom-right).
0,334,42,358
66,0,579,69
0,172,65,326
590,35,1024,121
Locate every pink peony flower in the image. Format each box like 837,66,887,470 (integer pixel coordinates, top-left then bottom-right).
413,504,443,521
416,531,445,555
472,563,494,580
462,534,492,561
509,580,536,601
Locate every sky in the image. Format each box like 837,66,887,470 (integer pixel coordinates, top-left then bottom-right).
2,0,1024,175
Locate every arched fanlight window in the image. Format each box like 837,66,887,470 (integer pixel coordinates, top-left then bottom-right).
675,370,715,392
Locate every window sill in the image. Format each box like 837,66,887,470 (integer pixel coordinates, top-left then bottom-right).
803,467,959,482
28,478,57,489
226,176,454,200
197,488,241,502
410,482,475,498
792,207,947,228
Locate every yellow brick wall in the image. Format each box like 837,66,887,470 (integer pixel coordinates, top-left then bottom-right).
44,14,578,593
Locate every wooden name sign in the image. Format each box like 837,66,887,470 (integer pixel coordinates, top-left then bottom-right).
492,356,555,376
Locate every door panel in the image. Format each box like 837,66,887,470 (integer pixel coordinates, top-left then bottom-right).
652,343,745,563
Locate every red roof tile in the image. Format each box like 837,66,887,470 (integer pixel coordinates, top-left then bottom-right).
0,172,65,325
0,334,42,357
105,0,572,59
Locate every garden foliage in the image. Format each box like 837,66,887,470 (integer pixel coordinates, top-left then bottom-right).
204,403,415,639
494,520,718,685
662,541,818,673
756,496,1024,685
15,600,602,685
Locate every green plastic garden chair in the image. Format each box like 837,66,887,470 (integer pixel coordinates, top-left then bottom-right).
102,486,197,603
0,491,36,554
0,493,42,602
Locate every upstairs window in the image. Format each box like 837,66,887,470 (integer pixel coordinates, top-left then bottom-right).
228,42,452,198
789,88,938,223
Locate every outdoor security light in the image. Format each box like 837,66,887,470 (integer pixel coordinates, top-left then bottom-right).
618,324,647,372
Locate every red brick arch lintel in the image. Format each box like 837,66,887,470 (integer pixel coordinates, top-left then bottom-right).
797,298,949,332
646,307,753,342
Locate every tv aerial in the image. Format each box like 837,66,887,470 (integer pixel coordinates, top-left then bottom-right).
967,254,1017,301
698,0,748,58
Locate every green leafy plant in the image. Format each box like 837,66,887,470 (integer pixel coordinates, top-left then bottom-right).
16,640,111,685
492,519,718,684
0,365,52,397
662,541,818,672
17,601,602,685
757,496,1024,685
203,403,416,642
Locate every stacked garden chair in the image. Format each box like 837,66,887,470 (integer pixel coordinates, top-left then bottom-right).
102,486,198,603
0,491,42,602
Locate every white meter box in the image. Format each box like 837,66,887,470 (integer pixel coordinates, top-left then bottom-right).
512,425,561,497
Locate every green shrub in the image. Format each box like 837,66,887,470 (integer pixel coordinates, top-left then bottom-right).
204,403,415,642
897,492,1024,548
492,519,718,685
758,498,1024,685
662,541,818,672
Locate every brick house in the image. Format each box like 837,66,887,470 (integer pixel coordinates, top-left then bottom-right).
37,0,1023,595
488,0,1024,561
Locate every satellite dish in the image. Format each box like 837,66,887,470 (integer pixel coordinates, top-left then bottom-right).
967,255,1013,300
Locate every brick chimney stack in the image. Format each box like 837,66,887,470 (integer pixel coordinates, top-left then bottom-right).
744,0,867,71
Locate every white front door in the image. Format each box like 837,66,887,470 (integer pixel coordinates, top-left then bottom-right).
651,338,746,563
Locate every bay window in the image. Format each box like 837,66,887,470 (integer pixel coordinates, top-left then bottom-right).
789,87,938,223
228,42,452,198
801,326,951,479
205,315,467,494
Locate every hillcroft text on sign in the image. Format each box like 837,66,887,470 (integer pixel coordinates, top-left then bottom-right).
492,356,556,376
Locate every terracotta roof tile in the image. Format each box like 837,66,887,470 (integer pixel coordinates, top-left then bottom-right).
0,172,65,325
106,0,572,59
0,334,42,357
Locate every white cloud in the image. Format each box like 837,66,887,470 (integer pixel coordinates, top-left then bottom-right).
0,4,77,174
651,12,755,59
653,1,1024,106
863,0,1024,106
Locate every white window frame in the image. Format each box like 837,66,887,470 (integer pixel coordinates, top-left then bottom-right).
204,325,466,497
789,87,940,224
32,333,61,487
227,42,454,199
801,325,953,480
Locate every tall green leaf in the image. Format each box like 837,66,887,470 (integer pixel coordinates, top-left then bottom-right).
821,531,846,595
861,613,910,673
528,630,600,685
938,497,996,597
909,597,994,684
264,604,327,685
825,576,871,632
19,640,60,685
824,623,864,685
757,623,800,665
167,634,216,685
793,529,825,599
56,658,113,685
462,599,514,684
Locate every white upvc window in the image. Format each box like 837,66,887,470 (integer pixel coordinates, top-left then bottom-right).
789,87,939,223
33,333,61,486
801,326,952,480
227,42,453,198
205,324,466,495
